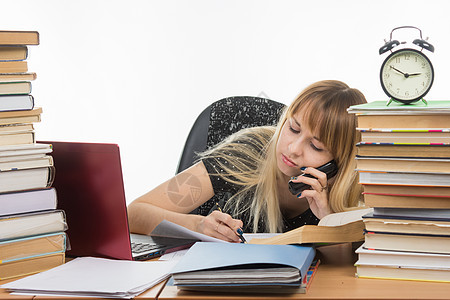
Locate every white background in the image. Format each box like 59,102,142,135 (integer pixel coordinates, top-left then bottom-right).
1,0,449,204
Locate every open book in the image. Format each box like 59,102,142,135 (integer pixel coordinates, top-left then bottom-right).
249,208,373,245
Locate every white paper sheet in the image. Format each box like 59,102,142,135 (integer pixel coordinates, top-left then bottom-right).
1,257,178,299
151,219,226,242
159,249,189,261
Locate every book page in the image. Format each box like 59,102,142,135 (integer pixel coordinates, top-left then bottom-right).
318,208,373,227
152,220,225,243
244,233,280,242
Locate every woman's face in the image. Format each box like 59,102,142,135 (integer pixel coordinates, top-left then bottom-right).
276,109,334,179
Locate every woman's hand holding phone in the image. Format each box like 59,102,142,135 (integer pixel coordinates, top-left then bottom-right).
288,160,338,195
289,160,338,219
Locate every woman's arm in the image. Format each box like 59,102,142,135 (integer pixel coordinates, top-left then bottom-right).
127,161,243,242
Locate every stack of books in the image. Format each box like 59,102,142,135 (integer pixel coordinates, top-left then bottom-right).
348,100,450,283
0,30,67,281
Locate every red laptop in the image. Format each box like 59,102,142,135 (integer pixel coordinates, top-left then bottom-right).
39,141,196,260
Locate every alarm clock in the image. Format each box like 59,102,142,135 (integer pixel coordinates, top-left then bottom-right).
379,26,435,105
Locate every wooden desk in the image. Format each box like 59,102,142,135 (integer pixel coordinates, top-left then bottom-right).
156,243,450,300
2,244,450,299
0,277,33,300
1,279,164,300
29,281,165,300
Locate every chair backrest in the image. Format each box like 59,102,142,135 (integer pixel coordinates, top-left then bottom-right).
176,96,286,174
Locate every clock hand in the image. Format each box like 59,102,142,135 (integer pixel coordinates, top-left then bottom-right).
389,65,407,76
389,66,415,78
409,72,422,76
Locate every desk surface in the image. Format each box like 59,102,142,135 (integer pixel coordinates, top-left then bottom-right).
1,243,450,300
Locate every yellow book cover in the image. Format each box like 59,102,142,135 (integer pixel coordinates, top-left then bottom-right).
0,252,65,281
0,31,39,45
0,232,66,263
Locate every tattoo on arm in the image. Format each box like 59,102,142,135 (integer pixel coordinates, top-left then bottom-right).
167,172,203,207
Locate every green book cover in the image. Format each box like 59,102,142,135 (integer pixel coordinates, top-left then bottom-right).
348,100,450,112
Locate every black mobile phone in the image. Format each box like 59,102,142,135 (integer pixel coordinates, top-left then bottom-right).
288,160,338,195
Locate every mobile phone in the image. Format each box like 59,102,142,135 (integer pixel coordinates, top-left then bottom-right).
288,160,338,195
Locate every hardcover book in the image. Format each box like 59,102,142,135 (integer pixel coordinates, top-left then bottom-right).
356,114,450,129
356,156,450,173
0,94,34,111
0,46,28,61
0,30,39,45
356,245,450,269
0,253,64,280
362,184,450,198
0,106,41,125
0,81,31,95
356,263,450,282
362,212,450,235
372,207,450,220
0,82,32,95
359,128,450,143
0,187,57,216
0,165,54,193
363,192,450,209
364,230,450,254
355,246,450,282
348,101,450,129
249,208,373,245
0,60,27,73
0,232,66,264
0,131,34,146
0,73,36,82
0,155,53,172
0,210,67,241
356,142,450,158
0,143,52,160
359,170,450,187
348,100,450,113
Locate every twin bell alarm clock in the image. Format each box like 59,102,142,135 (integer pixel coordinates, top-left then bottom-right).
379,26,435,105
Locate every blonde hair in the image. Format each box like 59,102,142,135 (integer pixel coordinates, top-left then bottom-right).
201,80,367,232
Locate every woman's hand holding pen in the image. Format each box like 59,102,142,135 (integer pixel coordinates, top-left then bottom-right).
198,210,244,243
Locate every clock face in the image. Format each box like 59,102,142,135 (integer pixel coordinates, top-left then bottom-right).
380,48,434,104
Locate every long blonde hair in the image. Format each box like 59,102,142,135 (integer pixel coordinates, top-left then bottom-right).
201,80,367,232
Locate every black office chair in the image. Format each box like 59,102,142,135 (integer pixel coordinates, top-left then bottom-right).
176,96,286,174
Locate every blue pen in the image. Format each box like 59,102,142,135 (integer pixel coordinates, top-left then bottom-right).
236,227,248,244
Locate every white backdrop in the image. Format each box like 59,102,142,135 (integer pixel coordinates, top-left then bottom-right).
1,0,449,204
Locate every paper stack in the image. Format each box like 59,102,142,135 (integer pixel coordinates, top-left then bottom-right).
1,257,177,299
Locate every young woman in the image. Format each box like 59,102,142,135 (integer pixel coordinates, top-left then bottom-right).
128,80,367,242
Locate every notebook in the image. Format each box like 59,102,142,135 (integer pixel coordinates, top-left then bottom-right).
39,141,197,261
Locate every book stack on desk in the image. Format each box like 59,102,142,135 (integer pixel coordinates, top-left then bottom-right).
348,101,450,283
0,31,67,281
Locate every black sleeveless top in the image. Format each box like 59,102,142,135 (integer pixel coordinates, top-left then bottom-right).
195,97,320,233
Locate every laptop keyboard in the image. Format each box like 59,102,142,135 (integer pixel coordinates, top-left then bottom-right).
131,242,165,254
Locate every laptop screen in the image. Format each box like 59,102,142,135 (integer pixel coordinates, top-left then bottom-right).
40,141,134,260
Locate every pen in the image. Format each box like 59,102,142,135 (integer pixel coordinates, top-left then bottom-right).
214,201,247,244
236,227,248,244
